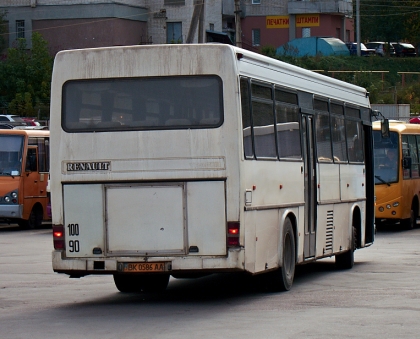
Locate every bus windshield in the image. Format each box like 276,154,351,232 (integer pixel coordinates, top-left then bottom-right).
62,75,223,132
0,135,24,176
373,130,399,184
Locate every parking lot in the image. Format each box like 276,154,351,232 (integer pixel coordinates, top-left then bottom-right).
1,222,420,339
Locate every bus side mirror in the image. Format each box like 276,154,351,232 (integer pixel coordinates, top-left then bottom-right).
403,157,412,169
381,118,390,138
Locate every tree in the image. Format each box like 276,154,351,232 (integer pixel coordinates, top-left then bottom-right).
360,0,420,48
0,32,52,118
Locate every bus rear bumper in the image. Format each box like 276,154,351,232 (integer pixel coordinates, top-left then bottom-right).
0,205,23,218
52,249,246,277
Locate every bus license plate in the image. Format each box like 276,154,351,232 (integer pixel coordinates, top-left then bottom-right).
119,262,167,273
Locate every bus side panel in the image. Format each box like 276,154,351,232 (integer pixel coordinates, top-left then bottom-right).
340,164,366,201
63,184,105,258
254,209,280,272
244,210,257,273
318,163,340,201
333,203,351,253
315,204,335,258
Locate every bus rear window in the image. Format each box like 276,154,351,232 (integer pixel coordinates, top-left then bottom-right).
62,76,223,132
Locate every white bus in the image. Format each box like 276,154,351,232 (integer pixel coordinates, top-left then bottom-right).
50,44,375,292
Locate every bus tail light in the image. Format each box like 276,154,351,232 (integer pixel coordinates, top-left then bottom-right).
227,222,240,247
53,224,65,250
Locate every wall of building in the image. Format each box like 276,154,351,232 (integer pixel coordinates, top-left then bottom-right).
33,18,147,55
0,2,148,50
241,13,354,51
0,0,147,7
148,0,223,45
240,0,288,17
0,0,355,55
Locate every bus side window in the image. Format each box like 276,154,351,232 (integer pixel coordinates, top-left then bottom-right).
25,148,37,172
408,135,419,177
240,78,254,159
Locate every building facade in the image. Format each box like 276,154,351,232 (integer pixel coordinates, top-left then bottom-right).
240,0,354,51
0,0,354,55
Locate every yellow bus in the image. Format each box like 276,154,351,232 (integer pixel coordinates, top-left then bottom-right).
0,129,50,229
373,121,420,229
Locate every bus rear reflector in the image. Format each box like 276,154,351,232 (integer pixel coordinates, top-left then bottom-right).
53,225,65,250
227,222,240,247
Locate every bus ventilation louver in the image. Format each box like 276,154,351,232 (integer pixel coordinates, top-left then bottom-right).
324,210,334,254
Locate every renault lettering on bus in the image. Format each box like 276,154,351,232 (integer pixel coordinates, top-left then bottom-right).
50,44,376,292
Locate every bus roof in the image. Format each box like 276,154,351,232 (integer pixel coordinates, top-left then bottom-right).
373,120,420,133
54,43,371,108
0,129,50,137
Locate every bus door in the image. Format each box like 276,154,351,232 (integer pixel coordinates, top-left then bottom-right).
23,147,44,208
301,114,317,259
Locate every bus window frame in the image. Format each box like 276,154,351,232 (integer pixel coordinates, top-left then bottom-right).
61,75,225,133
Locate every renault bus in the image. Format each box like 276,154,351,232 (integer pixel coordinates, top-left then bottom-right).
50,44,376,292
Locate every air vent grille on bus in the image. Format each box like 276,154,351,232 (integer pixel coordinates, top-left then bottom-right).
325,210,334,254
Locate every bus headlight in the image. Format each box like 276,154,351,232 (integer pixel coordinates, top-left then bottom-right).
4,196,10,203
386,204,391,209
379,207,384,212
11,192,17,199
393,202,399,207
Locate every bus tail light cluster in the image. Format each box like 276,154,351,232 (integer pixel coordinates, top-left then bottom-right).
53,225,65,250
227,222,240,247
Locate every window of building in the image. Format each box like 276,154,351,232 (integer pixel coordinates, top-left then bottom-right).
165,0,185,5
252,0,261,4
302,28,310,38
167,22,183,43
16,20,25,39
252,29,260,46
209,23,214,31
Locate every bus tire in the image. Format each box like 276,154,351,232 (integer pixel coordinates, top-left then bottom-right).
141,274,170,293
264,217,296,292
18,206,43,230
402,209,416,230
113,274,142,293
335,226,356,269
113,274,170,293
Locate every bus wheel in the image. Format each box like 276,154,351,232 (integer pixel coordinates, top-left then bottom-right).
141,274,170,293
18,206,43,230
113,274,169,293
335,226,356,269
402,209,416,230
113,274,142,293
264,217,296,292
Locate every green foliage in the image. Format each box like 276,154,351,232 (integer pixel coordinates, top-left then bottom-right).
9,92,35,115
261,45,277,58
0,32,52,118
360,0,420,48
